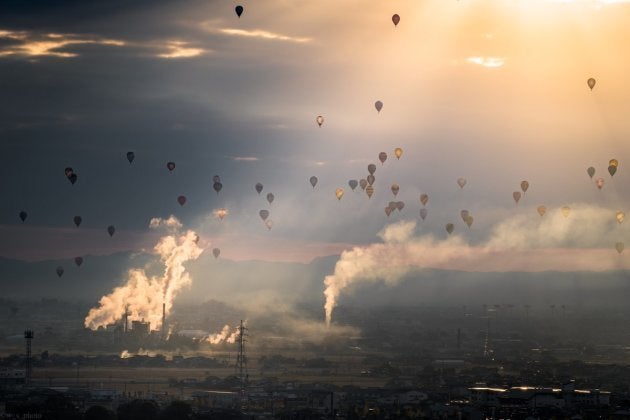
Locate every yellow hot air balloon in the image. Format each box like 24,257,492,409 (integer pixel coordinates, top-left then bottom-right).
394,147,403,160
616,242,624,254
366,185,374,198
561,206,571,218
335,188,344,200
445,223,454,235
537,205,547,217
521,181,529,193
616,211,625,224
609,159,618,167
215,208,228,220
420,194,428,206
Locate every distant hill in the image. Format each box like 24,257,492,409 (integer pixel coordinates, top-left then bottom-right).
1,253,630,310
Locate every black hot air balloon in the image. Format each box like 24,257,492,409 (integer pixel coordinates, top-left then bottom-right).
56,266,64,277
235,5,243,17
126,151,135,164
107,225,115,237
74,257,83,267
19,211,27,223
73,216,82,227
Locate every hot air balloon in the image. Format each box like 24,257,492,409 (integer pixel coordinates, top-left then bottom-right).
213,248,220,258
19,211,27,223
394,147,403,160
561,206,571,218
335,188,344,200
537,205,547,217
608,165,617,177
265,219,273,230
457,178,467,189
465,216,474,228
616,242,625,254
74,257,83,267
56,266,64,277
216,208,227,220
587,167,595,178
235,5,243,17
521,181,529,193
177,195,187,206
445,223,454,235
310,176,318,188
213,182,223,194
64,167,77,184
107,225,115,237
379,152,387,164
255,183,263,194
392,14,400,27
460,210,469,222
385,207,392,217
587,77,596,90
368,164,376,175
73,216,82,227
348,179,358,191
259,210,269,221
212,175,221,183
419,208,428,221
420,194,428,206
391,184,400,196
316,115,324,127
366,185,374,198
374,101,383,113
167,162,176,172
367,175,375,186
359,179,368,190
616,211,625,224
595,178,605,189
396,201,405,211
267,193,274,204
513,191,521,204
126,151,135,164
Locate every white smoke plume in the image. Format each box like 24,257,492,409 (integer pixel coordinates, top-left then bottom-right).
324,204,630,326
205,324,240,344
85,216,203,331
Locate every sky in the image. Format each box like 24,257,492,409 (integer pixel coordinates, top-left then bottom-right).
1,0,629,271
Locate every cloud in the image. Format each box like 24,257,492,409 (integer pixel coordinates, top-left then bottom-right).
231,156,259,162
324,204,630,326
219,28,312,44
466,56,505,68
156,41,206,59
0,29,125,58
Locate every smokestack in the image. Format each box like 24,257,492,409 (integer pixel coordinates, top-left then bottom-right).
124,306,129,334
162,302,166,336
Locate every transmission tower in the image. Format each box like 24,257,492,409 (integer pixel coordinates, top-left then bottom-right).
24,330,34,384
236,320,248,411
